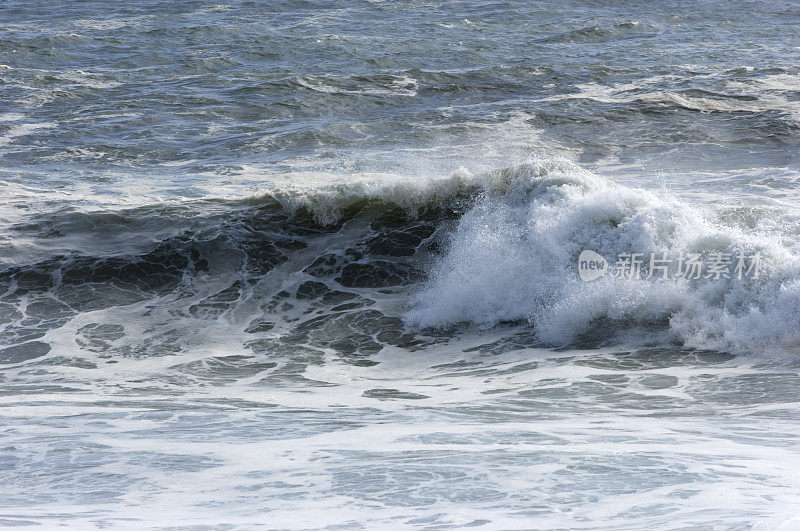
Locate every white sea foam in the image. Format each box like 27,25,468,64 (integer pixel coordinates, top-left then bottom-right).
0,113,24,122
0,122,55,147
756,73,800,92
546,74,800,122
60,69,122,89
401,159,800,354
71,15,152,31
296,74,418,97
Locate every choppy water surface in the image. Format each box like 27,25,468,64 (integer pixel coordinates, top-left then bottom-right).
2,0,800,528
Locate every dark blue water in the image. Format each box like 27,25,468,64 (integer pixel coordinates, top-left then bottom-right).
2,1,800,528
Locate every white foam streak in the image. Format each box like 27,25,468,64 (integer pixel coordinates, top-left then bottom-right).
546,74,800,122
0,122,55,147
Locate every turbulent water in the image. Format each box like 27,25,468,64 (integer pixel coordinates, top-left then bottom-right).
3,0,800,528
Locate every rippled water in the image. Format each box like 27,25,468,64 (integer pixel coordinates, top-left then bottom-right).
3,0,800,528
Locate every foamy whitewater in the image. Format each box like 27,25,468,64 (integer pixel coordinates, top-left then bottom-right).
2,1,800,529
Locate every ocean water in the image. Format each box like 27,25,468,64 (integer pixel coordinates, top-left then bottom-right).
2,0,800,528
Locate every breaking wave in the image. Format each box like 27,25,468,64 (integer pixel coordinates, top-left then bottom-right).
404,160,800,354
3,158,799,357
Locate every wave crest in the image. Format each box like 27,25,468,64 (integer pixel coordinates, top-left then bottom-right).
255,158,596,225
